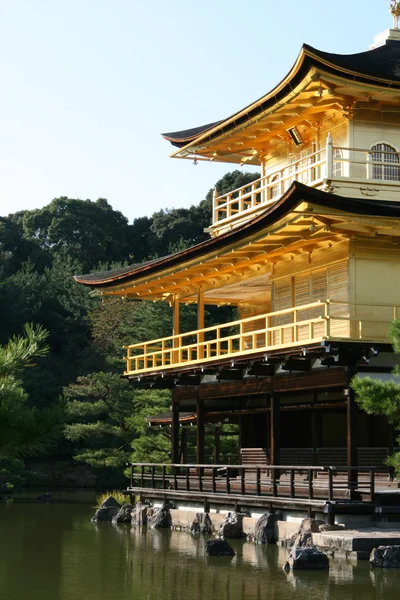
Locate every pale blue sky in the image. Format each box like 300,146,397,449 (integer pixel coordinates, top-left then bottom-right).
0,0,391,221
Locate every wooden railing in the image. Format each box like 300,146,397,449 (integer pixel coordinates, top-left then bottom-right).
128,462,383,503
124,301,398,375
211,136,400,228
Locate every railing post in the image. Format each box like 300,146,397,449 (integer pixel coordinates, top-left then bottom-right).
173,465,178,490
162,465,166,489
366,152,373,180
326,133,333,179
370,468,376,504
186,466,190,491
290,469,295,498
226,467,230,495
141,465,144,488
308,469,314,499
325,300,331,338
328,467,334,501
130,463,134,488
212,187,218,224
240,467,245,495
256,467,261,496
211,467,216,494
272,468,278,497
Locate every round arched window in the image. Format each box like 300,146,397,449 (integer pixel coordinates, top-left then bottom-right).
371,143,400,181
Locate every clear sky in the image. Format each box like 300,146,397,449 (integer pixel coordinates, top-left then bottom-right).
0,0,392,222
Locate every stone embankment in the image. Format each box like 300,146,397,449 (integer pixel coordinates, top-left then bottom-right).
91,496,400,568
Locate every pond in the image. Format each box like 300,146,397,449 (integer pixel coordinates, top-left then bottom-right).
1,492,399,600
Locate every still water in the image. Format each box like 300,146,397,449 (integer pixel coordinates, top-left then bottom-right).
1,492,400,600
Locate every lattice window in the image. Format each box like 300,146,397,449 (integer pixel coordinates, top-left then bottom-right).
269,174,280,199
332,148,343,177
371,143,400,181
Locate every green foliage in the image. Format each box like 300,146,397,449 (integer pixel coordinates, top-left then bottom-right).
95,490,127,508
0,325,64,488
352,318,400,474
64,373,171,472
0,169,258,485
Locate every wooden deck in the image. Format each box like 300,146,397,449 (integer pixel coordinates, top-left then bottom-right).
126,462,400,522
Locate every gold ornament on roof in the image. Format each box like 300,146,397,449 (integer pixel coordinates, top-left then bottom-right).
390,1,400,28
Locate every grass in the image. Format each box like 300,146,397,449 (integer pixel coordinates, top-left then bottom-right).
95,489,127,508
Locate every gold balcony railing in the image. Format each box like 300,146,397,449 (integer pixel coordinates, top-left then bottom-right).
124,301,399,376
211,136,400,230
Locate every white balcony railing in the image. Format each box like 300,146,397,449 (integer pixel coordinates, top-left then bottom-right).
211,135,400,230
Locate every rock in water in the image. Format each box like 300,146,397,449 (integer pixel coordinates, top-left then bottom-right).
100,496,121,508
219,512,244,539
92,495,122,522
206,539,235,556
36,493,53,503
148,503,172,529
190,513,213,535
284,547,329,571
254,512,282,544
112,504,133,524
370,545,400,568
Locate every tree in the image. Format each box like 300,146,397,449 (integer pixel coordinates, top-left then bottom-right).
21,197,133,272
0,324,64,486
351,320,400,474
63,373,171,480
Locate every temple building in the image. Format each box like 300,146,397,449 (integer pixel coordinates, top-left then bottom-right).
76,12,400,514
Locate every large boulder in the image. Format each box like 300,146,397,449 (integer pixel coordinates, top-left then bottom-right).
254,512,282,544
218,512,244,539
191,513,213,535
92,496,122,522
370,545,400,568
148,503,172,529
284,547,329,571
206,538,235,556
112,504,133,524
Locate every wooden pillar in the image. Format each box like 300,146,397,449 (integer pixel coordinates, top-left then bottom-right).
312,391,322,465
179,428,187,464
213,425,221,464
270,393,280,469
197,288,205,359
196,396,205,465
171,402,180,465
346,368,358,492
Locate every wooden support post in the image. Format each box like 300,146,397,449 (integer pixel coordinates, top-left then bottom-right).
214,425,221,464
179,428,187,464
312,391,321,465
171,402,180,465
196,395,205,466
346,368,358,494
197,288,205,360
270,393,280,479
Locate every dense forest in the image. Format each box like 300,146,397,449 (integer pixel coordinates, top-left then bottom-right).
0,170,260,490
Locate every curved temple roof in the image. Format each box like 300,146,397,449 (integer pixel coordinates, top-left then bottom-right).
75,182,400,289
162,40,400,151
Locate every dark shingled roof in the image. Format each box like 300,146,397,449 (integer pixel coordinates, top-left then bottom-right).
305,41,400,82
162,120,223,147
75,182,400,289
162,40,400,149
